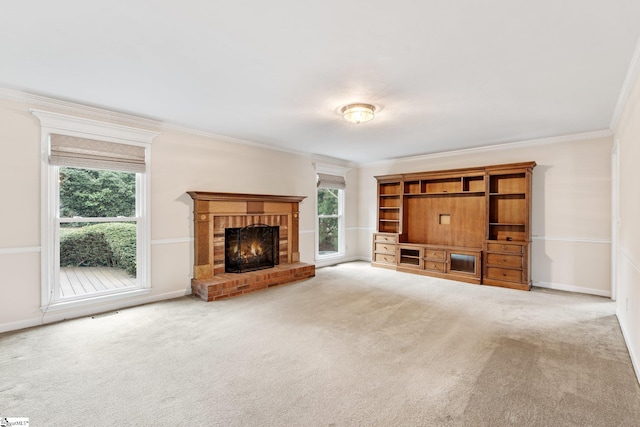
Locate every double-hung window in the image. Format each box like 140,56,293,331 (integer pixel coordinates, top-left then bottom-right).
316,165,348,263
33,110,157,311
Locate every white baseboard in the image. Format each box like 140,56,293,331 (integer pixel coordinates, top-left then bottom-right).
616,308,640,386
0,289,190,334
533,281,611,298
315,255,369,268
318,261,611,298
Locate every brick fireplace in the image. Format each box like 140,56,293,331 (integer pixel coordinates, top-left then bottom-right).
188,191,315,301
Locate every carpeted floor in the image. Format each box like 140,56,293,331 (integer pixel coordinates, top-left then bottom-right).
1,262,639,426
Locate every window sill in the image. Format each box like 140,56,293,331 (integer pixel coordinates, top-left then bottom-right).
41,287,151,312
316,252,346,268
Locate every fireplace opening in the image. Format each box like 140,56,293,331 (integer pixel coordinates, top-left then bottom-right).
225,224,280,273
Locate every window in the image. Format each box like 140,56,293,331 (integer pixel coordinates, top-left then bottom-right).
56,167,139,300
32,110,157,310
317,187,342,255
315,165,348,262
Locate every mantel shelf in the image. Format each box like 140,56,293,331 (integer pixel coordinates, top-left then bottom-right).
188,191,306,204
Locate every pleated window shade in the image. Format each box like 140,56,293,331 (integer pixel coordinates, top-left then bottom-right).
317,173,346,189
49,134,146,173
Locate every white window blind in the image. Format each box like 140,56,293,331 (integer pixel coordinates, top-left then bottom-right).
49,134,146,173
317,173,346,189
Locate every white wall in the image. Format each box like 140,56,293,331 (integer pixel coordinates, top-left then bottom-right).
356,134,613,296
614,63,640,380
0,95,359,332
0,89,619,334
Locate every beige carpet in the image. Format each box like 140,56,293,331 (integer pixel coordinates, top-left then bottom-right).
1,262,639,426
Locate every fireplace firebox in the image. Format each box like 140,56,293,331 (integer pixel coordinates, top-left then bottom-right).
225,224,279,273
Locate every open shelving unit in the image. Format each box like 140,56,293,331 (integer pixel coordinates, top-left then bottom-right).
377,178,402,233
487,172,527,240
483,166,534,289
372,162,535,290
403,174,486,196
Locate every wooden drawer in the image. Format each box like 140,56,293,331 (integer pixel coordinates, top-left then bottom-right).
374,242,396,254
374,253,396,264
424,249,445,260
487,253,522,268
486,267,522,283
424,261,445,272
374,233,397,244
487,243,523,254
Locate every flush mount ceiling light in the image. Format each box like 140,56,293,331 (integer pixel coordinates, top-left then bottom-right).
340,103,376,124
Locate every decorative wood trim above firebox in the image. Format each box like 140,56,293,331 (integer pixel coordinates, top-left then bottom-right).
187,191,315,301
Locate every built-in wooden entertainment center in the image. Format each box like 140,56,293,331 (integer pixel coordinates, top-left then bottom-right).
372,161,535,290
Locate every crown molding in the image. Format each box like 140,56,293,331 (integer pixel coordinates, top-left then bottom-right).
360,129,613,168
0,87,163,131
161,122,314,159
610,35,640,131
0,87,319,160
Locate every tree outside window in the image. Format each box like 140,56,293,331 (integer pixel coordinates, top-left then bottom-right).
58,167,139,279
59,167,135,218
317,187,340,254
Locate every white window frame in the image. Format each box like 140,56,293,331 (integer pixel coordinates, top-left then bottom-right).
32,110,158,311
315,163,350,266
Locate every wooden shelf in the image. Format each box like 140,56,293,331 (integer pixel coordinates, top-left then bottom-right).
404,191,485,197
373,161,535,290
401,175,486,197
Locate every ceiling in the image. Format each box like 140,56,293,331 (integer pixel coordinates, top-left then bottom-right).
2,1,640,164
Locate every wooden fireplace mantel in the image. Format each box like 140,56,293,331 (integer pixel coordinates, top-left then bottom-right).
188,191,315,301
187,191,306,204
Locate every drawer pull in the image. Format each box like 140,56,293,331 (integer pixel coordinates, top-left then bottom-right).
502,246,508,251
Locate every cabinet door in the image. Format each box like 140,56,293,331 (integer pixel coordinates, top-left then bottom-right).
447,251,480,277
398,246,423,269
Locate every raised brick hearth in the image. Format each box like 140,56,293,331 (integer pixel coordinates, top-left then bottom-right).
188,191,315,301
192,263,316,301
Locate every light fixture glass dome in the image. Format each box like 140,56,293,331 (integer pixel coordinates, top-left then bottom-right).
341,103,376,124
